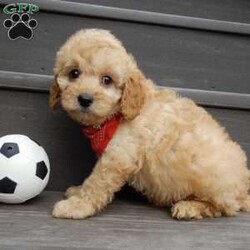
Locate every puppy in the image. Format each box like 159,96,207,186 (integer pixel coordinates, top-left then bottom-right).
49,29,250,220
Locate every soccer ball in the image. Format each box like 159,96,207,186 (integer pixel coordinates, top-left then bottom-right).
0,134,50,204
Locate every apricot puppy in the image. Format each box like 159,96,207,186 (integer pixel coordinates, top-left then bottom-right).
50,29,250,220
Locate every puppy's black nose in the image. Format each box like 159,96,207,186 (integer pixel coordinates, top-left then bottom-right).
78,93,93,108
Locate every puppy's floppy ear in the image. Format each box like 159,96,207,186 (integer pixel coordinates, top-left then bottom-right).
120,72,145,120
49,77,61,110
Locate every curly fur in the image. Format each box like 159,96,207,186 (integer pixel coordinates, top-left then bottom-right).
120,72,145,120
49,78,61,110
50,29,250,220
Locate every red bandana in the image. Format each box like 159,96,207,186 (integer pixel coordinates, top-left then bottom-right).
81,115,122,156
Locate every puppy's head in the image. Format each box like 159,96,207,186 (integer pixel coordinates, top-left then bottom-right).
50,29,145,125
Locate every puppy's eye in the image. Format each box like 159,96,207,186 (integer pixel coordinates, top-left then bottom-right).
101,75,113,86
69,69,80,79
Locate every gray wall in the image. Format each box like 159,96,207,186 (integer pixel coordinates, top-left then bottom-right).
0,0,249,192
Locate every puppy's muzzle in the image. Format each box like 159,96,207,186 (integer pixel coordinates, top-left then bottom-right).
78,93,93,108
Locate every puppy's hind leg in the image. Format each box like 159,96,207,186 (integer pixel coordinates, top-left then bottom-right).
171,200,222,220
240,195,250,212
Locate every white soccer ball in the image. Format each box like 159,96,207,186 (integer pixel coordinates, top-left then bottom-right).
0,134,50,204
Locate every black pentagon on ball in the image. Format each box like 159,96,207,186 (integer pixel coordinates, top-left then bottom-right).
36,161,48,180
0,142,19,158
0,177,17,194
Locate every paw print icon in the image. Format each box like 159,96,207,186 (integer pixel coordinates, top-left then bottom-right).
3,13,38,40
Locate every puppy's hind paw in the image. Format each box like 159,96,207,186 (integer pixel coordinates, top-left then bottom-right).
171,200,221,220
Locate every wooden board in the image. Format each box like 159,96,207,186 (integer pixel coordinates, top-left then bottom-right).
1,70,250,110
67,0,250,23
0,90,249,192
2,0,249,23
0,90,96,191
0,191,250,250
0,10,250,93
0,1,249,248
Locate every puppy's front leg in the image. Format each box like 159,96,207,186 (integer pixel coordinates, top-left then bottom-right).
52,152,137,219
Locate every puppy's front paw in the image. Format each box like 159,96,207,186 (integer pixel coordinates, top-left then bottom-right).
64,185,82,198
52,196,95,219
